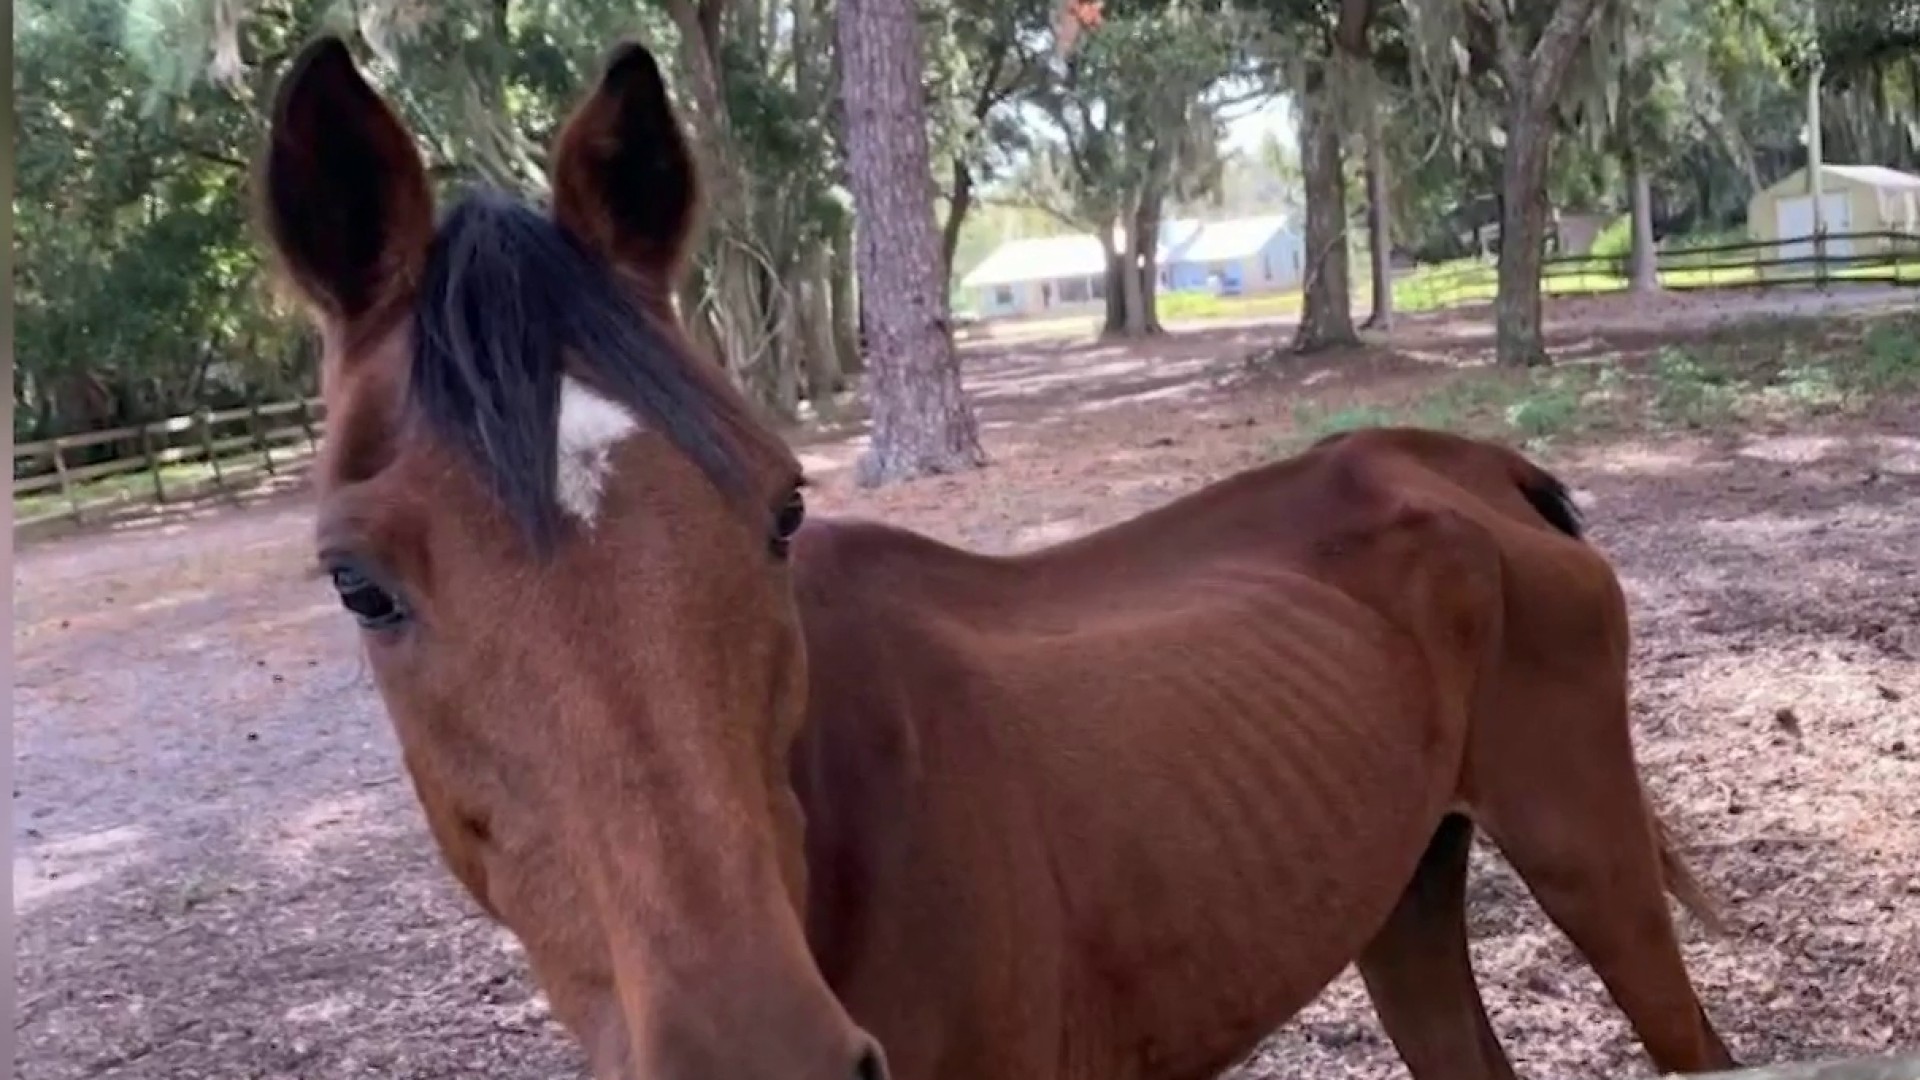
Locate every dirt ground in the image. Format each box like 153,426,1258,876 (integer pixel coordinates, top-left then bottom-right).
14,292,1920,1079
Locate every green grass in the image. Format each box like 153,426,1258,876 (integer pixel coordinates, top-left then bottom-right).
1270,310,1920,457
1157,289,1303,322
1285,364,1608,453
1860,319,1920,388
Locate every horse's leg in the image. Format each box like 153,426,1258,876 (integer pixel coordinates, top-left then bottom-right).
1474,679,1736,1074
1355,814,1516,1080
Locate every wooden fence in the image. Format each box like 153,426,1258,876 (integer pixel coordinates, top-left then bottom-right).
1398,228,1920,311
1548,228,1920,291
12,396,327,530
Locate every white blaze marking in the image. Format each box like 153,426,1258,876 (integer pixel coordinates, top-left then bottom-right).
555,375,641,525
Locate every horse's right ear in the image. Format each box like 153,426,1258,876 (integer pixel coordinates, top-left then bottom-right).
262,36,434,328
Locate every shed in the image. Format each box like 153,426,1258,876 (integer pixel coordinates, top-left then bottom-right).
1746,164,1920,270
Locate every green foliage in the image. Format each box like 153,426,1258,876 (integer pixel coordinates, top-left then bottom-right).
1022,0,1261,231
1263,313,1920,464
1503,376,1585,439
1587,214,1632,266
23,0,1918,446
14,0,321,440
1649,345,1742,426
1293,403,1401,437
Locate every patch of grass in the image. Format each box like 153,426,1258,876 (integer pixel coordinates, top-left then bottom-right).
1293,403,1403,439
1770,353,1847,413
1262,310,1920,464
1156,289,1303,322
1648,345,1745,428
1280,364,1602,455
1503,375,1586,440
1860,320,1920,388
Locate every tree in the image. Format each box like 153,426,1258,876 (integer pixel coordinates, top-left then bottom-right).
1260,0,1373,353
173,0,861,421
1490,0,1618,365
1361,67,1396,328
1601,0,1697,294
923,0,1052,282
1290,55,1358,350
838,0,987,484
1021,0,1252,338
1398,0,1618,366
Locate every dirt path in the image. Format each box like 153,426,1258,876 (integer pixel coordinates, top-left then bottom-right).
14,313,1920,1079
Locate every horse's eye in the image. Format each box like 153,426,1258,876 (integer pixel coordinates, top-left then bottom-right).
328,561,409,631
770,487,806,558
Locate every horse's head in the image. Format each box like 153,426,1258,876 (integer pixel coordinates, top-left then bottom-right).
262,36,879,1080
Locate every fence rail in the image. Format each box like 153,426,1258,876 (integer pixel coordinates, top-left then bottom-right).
13,396,327,530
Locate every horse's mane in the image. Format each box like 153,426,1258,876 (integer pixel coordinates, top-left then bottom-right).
409,188,749,553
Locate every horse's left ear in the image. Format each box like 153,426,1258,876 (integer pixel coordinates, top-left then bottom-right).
549,41,701,286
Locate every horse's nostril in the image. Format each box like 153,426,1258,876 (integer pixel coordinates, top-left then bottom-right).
853,1039,889,1080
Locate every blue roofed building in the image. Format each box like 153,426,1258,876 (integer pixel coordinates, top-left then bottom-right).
958,214,1303,320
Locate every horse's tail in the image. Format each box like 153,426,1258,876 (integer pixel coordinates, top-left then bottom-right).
1508,455,1728,937
1652,810,1728,935
1510,458,1585,541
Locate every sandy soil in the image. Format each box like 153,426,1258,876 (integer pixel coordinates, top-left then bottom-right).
14,296,1920,1080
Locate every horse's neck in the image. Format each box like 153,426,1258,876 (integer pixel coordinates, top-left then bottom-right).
786,520,1027,979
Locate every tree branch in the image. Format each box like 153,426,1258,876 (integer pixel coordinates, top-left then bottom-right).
1472,0,1523,86
179,144,248,171
1526,0,1610,106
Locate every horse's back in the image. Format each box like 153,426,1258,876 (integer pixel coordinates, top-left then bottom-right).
788,429,1625,1080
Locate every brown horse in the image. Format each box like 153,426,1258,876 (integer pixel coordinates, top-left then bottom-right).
261,35,1739,1080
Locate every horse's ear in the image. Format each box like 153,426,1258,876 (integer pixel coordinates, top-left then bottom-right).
549,41,700,285
262,36,434,326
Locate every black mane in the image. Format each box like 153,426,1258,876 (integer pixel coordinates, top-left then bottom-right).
409,189,745,553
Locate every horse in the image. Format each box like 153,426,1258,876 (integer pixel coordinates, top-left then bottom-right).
260,35,1739,1080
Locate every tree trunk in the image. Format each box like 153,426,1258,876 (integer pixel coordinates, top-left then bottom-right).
1100,228,1127,336
1628,160,1660,294
1692,161,1714,227
1490,0,1607,368
665,0,790,409
1363,84,1394,330
1495,99,1554,367
799,243,845,416
838,0,985,485
1120,210,1148,338
940,158,975,284
829,216,863,375
1133,193,1167,335
1292,63,1357,353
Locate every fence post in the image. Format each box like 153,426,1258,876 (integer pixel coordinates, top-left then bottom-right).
199,408,226,492
49,438,82,523
249,394,276,476
297,397,319,454
140,422,166,504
